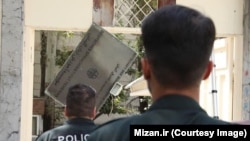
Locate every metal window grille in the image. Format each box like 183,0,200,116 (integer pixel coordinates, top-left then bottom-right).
114,0,157,27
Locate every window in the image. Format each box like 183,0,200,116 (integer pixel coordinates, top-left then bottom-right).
32,115,42,136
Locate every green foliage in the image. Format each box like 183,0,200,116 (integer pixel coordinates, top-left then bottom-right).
58,31,74,38
55,47,73,66
55,31,75,66
99,90,130,114
126,35,144,78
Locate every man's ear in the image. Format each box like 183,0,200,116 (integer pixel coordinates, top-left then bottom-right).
203,61,213,80
92,107,97,120
141,58,151,80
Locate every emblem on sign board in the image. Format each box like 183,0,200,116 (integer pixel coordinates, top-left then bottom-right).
87,68,99,79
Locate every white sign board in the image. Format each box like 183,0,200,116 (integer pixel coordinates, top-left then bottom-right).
45,23,137,111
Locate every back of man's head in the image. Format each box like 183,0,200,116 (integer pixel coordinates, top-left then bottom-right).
141,5,215,89
66,83,96,118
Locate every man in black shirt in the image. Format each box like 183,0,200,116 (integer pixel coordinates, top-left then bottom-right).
87,4,232,141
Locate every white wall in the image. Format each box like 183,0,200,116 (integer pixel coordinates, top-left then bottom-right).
20,27,35,141
177,0,243,36
25,0,93,31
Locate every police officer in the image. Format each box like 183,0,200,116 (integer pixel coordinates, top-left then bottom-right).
36,83,97,141
87,4,233,141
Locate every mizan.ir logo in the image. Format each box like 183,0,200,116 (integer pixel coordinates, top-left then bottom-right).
87,68,99,79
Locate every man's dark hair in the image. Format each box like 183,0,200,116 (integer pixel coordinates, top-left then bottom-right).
66,83,96,117
141,5,215,89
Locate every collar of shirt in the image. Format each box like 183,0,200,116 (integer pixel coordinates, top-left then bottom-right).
64,118,95,125
148,94,205,112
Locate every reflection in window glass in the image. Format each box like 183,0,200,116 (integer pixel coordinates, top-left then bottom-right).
32,116,38,135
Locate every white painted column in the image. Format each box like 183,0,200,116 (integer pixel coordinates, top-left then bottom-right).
20,27,34,141
0,0,34,140
233,36,243,121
